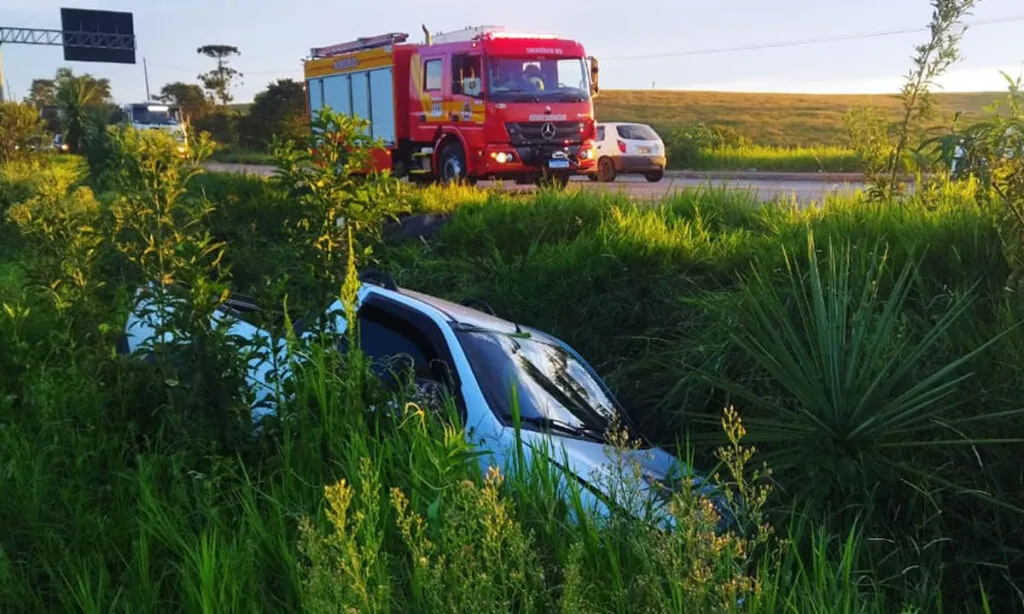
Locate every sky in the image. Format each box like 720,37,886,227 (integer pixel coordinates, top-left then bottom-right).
1,0,1022,103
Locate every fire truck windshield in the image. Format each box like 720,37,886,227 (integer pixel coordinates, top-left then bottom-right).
486,57,590,103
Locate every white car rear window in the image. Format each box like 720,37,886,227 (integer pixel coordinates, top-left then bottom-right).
616,124,659,140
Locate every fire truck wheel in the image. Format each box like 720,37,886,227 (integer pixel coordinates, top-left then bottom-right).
597,157,617,182
438,142,468,185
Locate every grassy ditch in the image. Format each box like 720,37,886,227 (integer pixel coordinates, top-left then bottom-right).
1,118,1021,612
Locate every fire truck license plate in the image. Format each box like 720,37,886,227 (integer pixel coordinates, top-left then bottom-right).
548,159,570,169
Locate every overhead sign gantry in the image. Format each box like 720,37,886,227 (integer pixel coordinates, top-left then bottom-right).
0,7,136,101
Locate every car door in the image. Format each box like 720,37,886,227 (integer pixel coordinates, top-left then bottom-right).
594,124,607,156
347,295,466,422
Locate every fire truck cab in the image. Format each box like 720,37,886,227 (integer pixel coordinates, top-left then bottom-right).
302,25,600,187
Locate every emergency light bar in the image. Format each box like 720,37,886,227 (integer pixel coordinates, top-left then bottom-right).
429,25,561,44
310,32,408,59
484,31,561,40
430,25,505,44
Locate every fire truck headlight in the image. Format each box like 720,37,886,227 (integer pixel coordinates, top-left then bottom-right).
493,152,510,164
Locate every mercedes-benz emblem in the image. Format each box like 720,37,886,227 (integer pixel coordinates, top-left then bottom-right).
540,122,556,140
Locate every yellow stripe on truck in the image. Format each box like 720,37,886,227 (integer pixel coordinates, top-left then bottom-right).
303,47,393,78
409,52,435,119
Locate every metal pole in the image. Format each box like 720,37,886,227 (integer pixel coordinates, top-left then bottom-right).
143,56,151,99
0,44,5,102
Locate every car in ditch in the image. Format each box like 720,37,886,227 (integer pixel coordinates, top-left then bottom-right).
119,271,733,527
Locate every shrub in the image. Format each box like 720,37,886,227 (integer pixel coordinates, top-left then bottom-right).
935,74,1024,295
0,101,46,164
268,106,410,311
193,108,241,147
662,122,749,169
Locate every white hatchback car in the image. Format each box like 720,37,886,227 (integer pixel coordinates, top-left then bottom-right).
588,122,667,183
118,272,733,527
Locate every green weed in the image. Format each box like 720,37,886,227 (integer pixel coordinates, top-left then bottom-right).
2,109,1022,614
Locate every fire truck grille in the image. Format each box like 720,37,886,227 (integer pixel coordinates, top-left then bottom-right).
506,122,584,146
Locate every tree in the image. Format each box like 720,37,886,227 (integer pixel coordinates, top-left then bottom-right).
196,45,242,106
0,101,46,163
54,69,109,154
884,0,978,194
846,0,978,200
156,81,213,121
239,78,307,148
27,79,56,109
54,68,113,106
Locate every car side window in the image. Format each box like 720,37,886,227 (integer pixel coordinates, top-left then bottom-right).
597,126,605,141
334,298,466,421
357,305,436,380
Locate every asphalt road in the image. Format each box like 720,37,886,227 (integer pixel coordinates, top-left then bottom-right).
551,175,866,204
203,162,869,204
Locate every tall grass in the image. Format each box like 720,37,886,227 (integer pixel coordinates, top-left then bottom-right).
689,144,862,172
380,181,1024,611
2,128,1021,613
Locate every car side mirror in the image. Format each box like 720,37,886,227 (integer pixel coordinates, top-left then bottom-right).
587,56,600,97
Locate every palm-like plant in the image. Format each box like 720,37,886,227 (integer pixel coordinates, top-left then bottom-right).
704,232,1013,515
54,71,103,154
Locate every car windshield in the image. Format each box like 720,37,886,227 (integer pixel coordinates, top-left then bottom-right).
131,105,179,125
455,326,636,441
616,124,659,141
486,57,590,102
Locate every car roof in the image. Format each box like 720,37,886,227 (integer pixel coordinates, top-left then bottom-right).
597,121,652,128
380,285,522,335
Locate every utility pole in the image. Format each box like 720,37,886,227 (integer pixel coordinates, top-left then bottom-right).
143,56,151,99
0,44,6,102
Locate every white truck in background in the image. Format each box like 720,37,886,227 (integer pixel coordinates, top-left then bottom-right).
118,101,188,153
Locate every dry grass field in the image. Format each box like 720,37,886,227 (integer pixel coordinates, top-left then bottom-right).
220,89,1006,171
594,89,1003,146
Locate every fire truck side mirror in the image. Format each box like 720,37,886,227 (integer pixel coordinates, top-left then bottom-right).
587,56,600,97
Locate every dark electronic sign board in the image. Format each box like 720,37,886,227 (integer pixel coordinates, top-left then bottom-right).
59,8,135,64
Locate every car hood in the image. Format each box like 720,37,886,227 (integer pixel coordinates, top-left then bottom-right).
517,429,735,529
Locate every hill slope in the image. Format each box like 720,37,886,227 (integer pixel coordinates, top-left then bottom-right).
594,90,1003,147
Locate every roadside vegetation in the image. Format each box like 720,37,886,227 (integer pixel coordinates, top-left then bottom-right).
199,84,1003,174
208,86,999,174
16,27,1008,175
2,3,1023,611
2,66,1024,610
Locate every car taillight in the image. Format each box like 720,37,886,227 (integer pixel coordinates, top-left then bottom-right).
617,140,627,153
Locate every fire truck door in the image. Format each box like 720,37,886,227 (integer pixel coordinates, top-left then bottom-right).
412,53,447,144
450,52,485,147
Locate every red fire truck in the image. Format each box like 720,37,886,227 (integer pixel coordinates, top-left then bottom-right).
302,25,600,187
